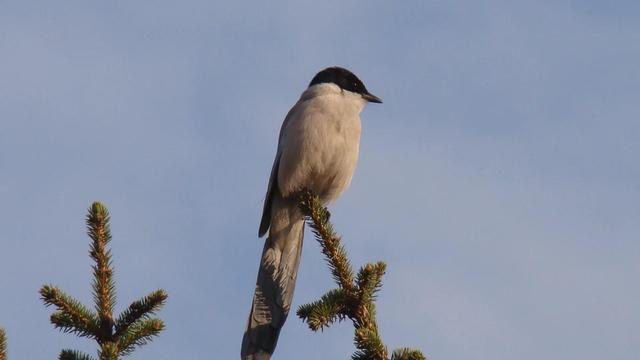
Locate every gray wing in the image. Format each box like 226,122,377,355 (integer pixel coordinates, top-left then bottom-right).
258,154,279,237
258,103,301,237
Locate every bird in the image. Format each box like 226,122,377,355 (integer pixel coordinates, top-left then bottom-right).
241,66,382,360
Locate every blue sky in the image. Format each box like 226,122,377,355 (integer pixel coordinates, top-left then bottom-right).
1,1,638,359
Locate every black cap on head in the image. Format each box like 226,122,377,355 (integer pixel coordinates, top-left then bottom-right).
309,66,382,103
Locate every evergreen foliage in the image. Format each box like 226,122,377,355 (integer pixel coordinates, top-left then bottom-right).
40,202,167,360
297,190,426,360
0,327,6,360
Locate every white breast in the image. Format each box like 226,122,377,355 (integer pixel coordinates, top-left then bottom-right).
277,84,365,203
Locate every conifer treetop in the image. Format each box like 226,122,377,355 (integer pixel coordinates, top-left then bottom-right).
40,202,167,360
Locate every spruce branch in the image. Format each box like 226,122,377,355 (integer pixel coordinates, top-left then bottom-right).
356,262,386,304
40,285,99,338
297,288,349,331
41,202,167,360
297,190,426,360
116,318,164,356
114,289,167,337
0,327,6,360
59,349,96,360
298,191,355,292
87,202,116,336
391,348,427,360
98,344,118,360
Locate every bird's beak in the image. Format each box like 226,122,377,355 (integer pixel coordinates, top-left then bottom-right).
362,92,383,104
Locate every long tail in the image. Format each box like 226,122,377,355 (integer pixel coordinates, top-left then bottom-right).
241,194,304,360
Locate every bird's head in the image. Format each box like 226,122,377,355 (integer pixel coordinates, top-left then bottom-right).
308,66,382,104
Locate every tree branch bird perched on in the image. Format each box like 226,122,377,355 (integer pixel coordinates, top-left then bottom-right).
241,66,382,360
